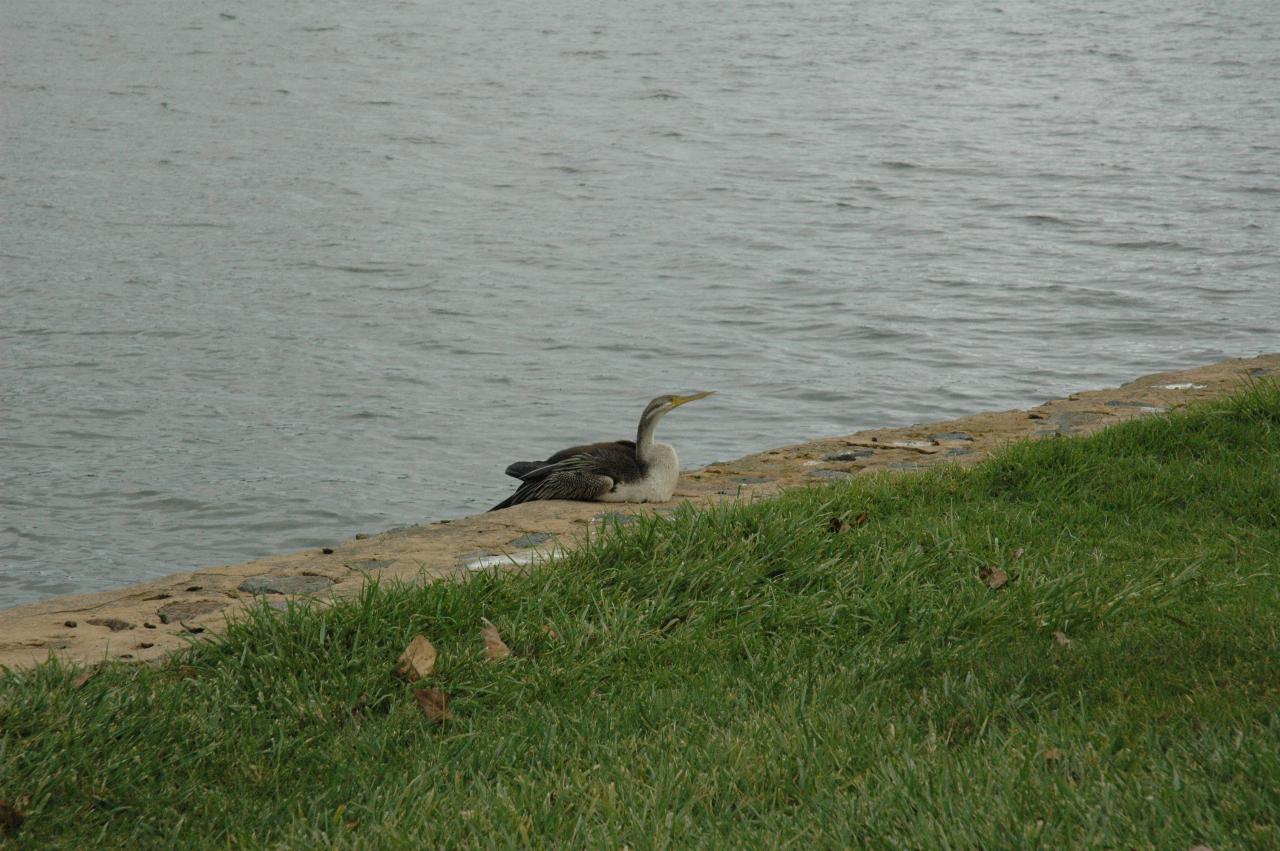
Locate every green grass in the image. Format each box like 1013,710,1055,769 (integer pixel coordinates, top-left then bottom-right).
4,384,1280,849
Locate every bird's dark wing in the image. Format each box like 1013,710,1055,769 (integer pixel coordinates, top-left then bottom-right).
504,460,548,479
490,453,616,511
505,440,643,482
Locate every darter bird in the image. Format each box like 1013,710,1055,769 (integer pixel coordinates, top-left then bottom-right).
489,392,714,511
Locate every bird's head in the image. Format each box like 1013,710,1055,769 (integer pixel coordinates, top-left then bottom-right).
641,391,715,424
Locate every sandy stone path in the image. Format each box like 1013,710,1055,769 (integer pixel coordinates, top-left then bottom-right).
2,353,1275,671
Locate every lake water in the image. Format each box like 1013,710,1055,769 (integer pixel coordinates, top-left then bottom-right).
2,0,1277,610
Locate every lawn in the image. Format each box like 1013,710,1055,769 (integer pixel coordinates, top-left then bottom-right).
3,384,1279,848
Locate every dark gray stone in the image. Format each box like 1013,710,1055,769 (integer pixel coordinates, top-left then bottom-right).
510,532,553,548
928,431,974,442
945,447,972,457
809,469,853,480
87,618,134,632
237,574,335,596
823,450,875,462
888,462,922,471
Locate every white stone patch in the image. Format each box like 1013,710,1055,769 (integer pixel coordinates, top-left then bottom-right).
889,440,934,449
464,550,552,571
1159,383,1206,390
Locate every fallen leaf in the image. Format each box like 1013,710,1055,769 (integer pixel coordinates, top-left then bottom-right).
413,688,453,723
1053,631,1071,646
978,566,1009,589
541,624,559,640
482,618,511,661
72,668,99,689
828,516,846,533
396,635,437,682
1011,547,1025,560
0,799,23,836
1043,748,1065,761
854,510,870,526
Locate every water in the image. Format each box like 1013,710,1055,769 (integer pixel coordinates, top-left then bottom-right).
3,0,1277,610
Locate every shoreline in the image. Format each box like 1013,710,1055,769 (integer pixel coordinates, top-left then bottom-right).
2,352,1276,671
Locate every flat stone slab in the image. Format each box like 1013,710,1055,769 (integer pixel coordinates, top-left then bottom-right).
808,469,853,480
593,512,639,526
928,431,974,442
823,450,875,461
238,575,335,596
1105,400,1168,411
1049,411,1101,435
509,532,553,548
156,600,226,624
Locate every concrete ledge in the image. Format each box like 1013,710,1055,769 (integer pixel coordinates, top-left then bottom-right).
2,353,1276,671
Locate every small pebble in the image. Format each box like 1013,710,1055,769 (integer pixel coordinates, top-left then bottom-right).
354,533,369,540
138,642,155,649
322,547,334,554
64,620,77,628
185,585,202,592
144,622,157,629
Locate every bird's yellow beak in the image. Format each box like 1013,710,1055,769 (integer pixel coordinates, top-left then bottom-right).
671,390,715,408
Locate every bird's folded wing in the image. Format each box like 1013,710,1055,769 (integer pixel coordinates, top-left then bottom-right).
502,454,615,506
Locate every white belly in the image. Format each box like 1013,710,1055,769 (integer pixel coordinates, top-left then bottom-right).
598,443,680,503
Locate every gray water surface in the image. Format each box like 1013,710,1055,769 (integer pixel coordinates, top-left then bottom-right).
3,0,1278,609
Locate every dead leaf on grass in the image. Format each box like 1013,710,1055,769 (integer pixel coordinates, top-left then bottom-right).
72,668,99,690
978,566,1009,590
828,516,846,533
1043,748,1065,761
854,510,870,526
482,618,511,661
0,799,23,836
395,635,437,682
541,624,559,640
1053,631,1072,646
1010,547,1025,561
413,688,453,723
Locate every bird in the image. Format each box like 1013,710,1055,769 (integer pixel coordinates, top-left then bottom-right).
489,391,714,511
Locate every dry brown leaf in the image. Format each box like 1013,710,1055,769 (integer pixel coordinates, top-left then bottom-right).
1053,631,1072,646
1011,547,1025,560
482,618,511,661
395,635,437,682
413,688,453,723
978,566,1009,590
1043,747,1065,761
854,510,871,526
72,668,99,690
0,799,23,836
541,624,560,640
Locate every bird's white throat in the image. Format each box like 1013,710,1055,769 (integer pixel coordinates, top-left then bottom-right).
600,442,680,503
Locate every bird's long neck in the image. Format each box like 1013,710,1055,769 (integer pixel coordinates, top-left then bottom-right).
635,411,661,466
